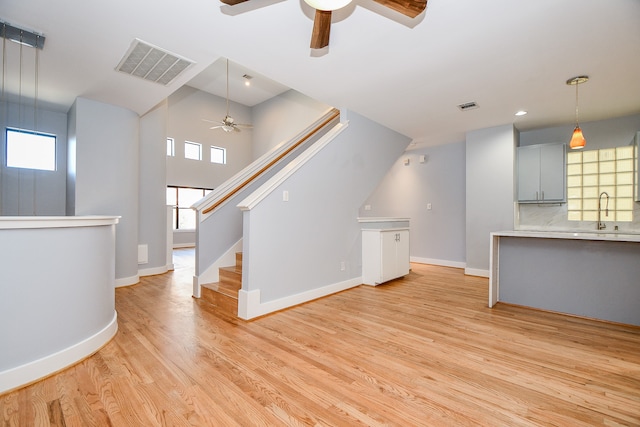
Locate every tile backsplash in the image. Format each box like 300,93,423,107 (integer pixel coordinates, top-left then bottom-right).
516,201,640,233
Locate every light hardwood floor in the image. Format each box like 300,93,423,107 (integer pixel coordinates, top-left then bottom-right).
2,249,639,426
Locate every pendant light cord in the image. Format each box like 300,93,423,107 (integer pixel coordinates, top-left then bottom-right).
574,80,579,127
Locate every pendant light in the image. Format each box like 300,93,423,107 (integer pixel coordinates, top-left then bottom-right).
566,75,589,150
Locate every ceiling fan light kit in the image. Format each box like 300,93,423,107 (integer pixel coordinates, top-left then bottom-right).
221,0,427,50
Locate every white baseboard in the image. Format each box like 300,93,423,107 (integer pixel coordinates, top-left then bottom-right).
0,312,118,395
410,256,466,269
138,265,170,277
238,277,362,320
115,274,140,287
115,274,139,287
465,268,490,278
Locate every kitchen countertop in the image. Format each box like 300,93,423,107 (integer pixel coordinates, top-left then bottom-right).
491,230,640,243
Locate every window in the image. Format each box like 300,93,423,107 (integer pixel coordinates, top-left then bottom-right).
6,128,56,171
166,186,212,230
567,146,634,222
210,145,226,164
184,141,202,160
167,138,174,156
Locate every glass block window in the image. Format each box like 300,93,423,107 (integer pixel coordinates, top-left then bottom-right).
567,146,634,222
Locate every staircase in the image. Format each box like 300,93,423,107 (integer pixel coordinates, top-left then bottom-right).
200,252,242,318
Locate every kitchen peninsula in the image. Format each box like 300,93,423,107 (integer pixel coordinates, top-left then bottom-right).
489,230,640,326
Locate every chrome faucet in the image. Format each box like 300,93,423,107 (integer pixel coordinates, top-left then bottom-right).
597,191,609,230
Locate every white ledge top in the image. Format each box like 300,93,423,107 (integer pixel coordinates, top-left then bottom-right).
0,216,120,230
357,217,410,223
492,230,640,243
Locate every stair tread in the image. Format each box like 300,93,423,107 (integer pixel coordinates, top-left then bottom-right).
202,282,239,298
219,266,242,274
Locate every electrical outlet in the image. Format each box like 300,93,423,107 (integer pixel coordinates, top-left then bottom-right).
427,203,432,210
283,190,289,202
340,261,345,271
364,204,371,211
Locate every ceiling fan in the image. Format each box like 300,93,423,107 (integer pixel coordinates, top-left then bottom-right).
203,58,253,133
220,0,427,49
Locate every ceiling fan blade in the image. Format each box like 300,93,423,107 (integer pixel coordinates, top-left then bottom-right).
310,9,332,49
220,0,250,5
203,118,223,124
372,0,427,18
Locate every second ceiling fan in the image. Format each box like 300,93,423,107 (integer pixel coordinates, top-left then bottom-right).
203,58,253,133
220,0,428,49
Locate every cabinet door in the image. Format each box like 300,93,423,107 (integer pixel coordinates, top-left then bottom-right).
396,230,410,276
517,146,541,202
539,143,566,201
379,231,398,283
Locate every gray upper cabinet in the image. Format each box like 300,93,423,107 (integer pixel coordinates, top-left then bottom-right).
517,142,566,203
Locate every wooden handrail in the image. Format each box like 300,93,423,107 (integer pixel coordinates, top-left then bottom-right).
201,108,340,215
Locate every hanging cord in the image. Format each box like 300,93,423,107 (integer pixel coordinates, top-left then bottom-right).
0,24,6,216
18,30,23,214
32,36,40,214
574,80,579,127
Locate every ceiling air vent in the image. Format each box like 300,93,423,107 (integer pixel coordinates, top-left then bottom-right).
116,39,194,86
457,101,479,111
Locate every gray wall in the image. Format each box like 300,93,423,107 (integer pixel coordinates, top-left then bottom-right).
69,97,140,284
139,101,169,272
520,113,640,149
242,111,411,302
0,101,68,216
166,86,253,189
360,141,466,267
465,124,516,275
251,89,331,160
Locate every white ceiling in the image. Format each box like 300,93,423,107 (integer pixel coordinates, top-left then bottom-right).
2,0,640,148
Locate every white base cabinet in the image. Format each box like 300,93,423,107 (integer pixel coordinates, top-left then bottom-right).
362,228,410,285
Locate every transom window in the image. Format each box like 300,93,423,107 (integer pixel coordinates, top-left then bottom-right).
167,138,175,156
567,146,634,222
184,141,202,161
6,128,56,171
210,145,226,164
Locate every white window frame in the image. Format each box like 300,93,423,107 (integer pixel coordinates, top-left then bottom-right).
210,145,226,164
5,128,56,171
184,141,202,161
167,137,175,157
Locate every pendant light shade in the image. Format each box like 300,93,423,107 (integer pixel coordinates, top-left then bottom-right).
566,75,589,150
569,126,586,150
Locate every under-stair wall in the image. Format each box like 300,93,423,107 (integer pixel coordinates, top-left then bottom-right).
192,108,340,296
237,110,411,319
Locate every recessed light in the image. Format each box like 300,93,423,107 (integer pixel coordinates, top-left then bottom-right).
515,110,528,116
